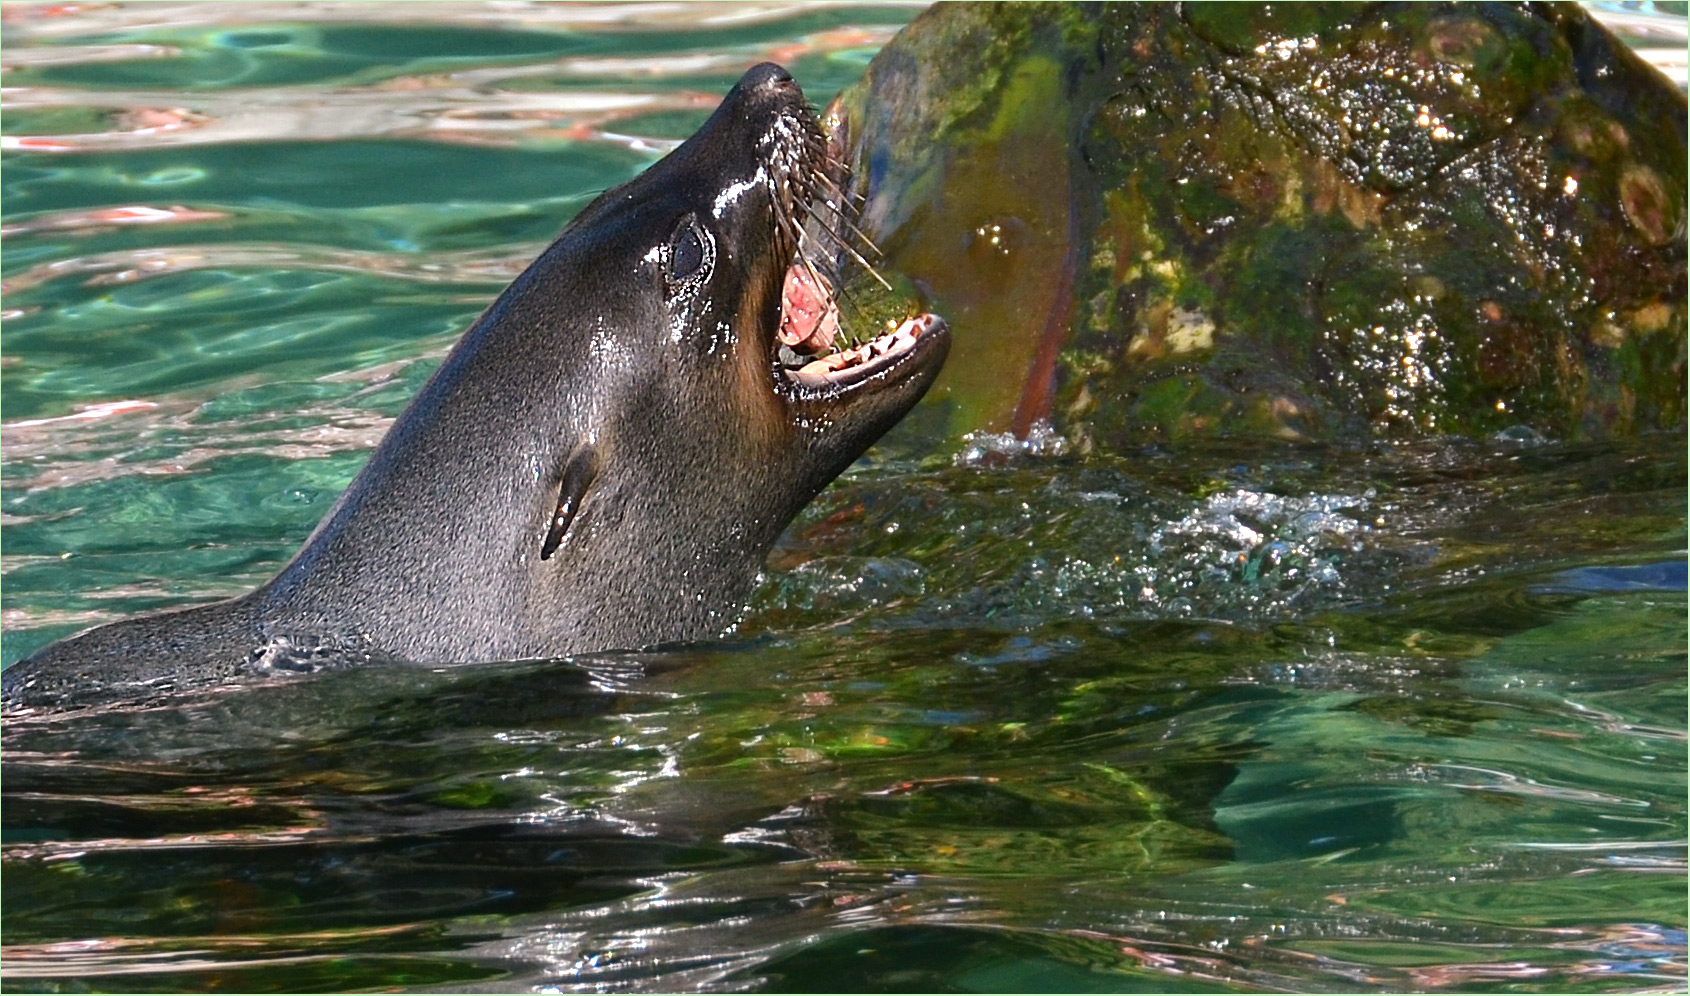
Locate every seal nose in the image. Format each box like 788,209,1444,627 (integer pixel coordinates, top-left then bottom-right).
742,61,796,91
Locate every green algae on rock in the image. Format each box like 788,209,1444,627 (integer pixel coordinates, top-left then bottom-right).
831,2,1686,447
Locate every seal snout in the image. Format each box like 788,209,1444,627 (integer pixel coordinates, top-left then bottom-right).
725,63,949,415
742,61,797,91
722,62,803,121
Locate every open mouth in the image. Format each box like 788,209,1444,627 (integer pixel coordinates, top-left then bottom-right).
764,99,945,397
778,266,944,390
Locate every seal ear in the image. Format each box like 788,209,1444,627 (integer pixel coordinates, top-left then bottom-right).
540,445,598,561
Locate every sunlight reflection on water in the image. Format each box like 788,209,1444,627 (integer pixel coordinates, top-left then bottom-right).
1,3,1684,992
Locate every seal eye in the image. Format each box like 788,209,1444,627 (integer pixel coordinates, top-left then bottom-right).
671,226,704,280
666,217,713,289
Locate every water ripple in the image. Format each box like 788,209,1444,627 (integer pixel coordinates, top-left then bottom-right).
0,1,926,40
2,240,531,293
3,85,714,153
3,399,395,492
2,4,1683,992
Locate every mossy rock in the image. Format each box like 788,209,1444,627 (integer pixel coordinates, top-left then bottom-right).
833,2,1686,448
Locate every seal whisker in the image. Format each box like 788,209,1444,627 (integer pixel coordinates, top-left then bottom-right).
773,180,810,269
783,207,819,282
805,158,882,269
770,186,845,351
815,169,869,213
820,196,882,257
793,229,838,345
809,211,893,292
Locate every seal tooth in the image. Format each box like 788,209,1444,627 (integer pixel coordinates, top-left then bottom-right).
797,357,836,379
783,310,944,392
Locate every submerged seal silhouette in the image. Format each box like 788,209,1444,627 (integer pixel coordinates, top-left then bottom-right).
4,63,949,712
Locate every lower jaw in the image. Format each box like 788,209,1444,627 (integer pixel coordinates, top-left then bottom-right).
783,313,940,390
774,251,944,391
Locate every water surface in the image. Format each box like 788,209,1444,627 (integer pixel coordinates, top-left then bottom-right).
2,3,1685,992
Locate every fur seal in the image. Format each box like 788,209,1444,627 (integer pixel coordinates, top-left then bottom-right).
3,63,949,713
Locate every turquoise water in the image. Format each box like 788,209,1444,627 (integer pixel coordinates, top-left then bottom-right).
2,3,1685,992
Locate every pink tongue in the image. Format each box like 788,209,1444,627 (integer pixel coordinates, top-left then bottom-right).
778,264,840,354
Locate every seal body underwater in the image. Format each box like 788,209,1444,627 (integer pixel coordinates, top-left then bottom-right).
3,63,949,713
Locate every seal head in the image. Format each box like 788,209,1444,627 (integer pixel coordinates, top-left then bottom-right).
4,63,949,712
